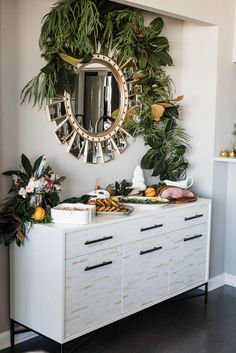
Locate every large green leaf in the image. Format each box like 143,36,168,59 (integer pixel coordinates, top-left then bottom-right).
147,137,163,149
148,17,164,36
151,36,169,51
147,51,161,70
164,106,179,119
165,118,177,132
158,51,173,66
151,152,165,176
33,155,45,176
138,53,148,70
54,176,67,184
21,154,33,177
141,148,158,169
2,170,19,176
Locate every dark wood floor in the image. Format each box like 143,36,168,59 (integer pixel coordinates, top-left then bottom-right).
2,285,236,353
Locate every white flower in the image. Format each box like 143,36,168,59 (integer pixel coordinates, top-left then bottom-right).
19,188,27,198
55,184,61,191
26,178,36,193
34,179,41,189
26,185,34,193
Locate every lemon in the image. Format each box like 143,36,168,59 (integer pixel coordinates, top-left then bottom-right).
33,207,46,221
144,187,156,197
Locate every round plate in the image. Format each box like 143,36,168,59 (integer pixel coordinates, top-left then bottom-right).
96,205,134,216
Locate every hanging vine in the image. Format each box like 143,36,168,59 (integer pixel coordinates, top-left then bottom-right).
21,0,190,181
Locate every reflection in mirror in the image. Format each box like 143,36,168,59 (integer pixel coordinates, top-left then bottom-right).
47,99,66,121
71,63,120,134
54,117,74,144
115,130,128,153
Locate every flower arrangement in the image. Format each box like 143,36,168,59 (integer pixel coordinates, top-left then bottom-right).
0,154,66,246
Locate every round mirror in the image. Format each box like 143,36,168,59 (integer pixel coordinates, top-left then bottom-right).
47,54,135,163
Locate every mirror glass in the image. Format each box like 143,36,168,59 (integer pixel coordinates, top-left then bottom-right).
71,62,120,134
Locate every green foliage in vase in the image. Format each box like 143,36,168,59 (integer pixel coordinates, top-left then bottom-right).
0,154,66,246
140,119,190,180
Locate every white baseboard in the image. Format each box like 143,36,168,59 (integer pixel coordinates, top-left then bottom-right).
0,331,10,351
225,273,236,287
208,272,236,291
0,328,37,351
208,273,226,291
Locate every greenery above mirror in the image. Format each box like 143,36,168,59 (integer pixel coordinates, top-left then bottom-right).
21,0,190,180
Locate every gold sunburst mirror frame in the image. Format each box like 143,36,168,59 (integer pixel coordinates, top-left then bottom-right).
46,54,140,164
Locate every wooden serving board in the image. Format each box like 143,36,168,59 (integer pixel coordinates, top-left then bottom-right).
169,196,197,204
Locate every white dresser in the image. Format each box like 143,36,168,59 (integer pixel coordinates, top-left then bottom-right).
10,198,211,346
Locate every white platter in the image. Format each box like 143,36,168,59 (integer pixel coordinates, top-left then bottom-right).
119,196,169,208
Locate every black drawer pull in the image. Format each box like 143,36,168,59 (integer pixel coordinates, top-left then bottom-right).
185,214,203,221
140,246,162,255
85,236,113,245
140,224,163,232
84,261,112,271
184,234,203,242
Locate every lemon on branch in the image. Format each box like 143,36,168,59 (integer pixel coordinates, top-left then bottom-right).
33,207,46,221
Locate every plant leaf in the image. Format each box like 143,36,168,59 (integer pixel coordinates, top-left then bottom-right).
33,155,45,176
151,104,165,121
2,170,19,176
148,17,164,36
152,153,165,177
141,149,158,169
21,154,33,177
158,51,173,66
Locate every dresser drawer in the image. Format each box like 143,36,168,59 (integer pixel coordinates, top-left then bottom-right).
65,246,123,337
169,203,209,231
168,223,208,247
66,224,120,259
120,214,169,244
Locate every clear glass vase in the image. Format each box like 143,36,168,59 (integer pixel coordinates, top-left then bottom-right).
29,193,43,208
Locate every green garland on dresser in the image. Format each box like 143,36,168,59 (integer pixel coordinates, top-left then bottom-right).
21,0,190,180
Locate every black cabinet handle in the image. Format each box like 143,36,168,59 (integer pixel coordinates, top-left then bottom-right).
184,234,203,242
140,246,162,255
84,261,112,271
185,214,203,221
140,224,163,232
85,236,113,245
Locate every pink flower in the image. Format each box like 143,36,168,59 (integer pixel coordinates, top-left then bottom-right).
43,176,54,190
26,178,35,193
26,185,34,193
19,188,27,198
34,179,41,189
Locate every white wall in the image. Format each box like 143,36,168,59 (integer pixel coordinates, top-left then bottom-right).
0,0,17,333
115,0,225,24
180,23,218,198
